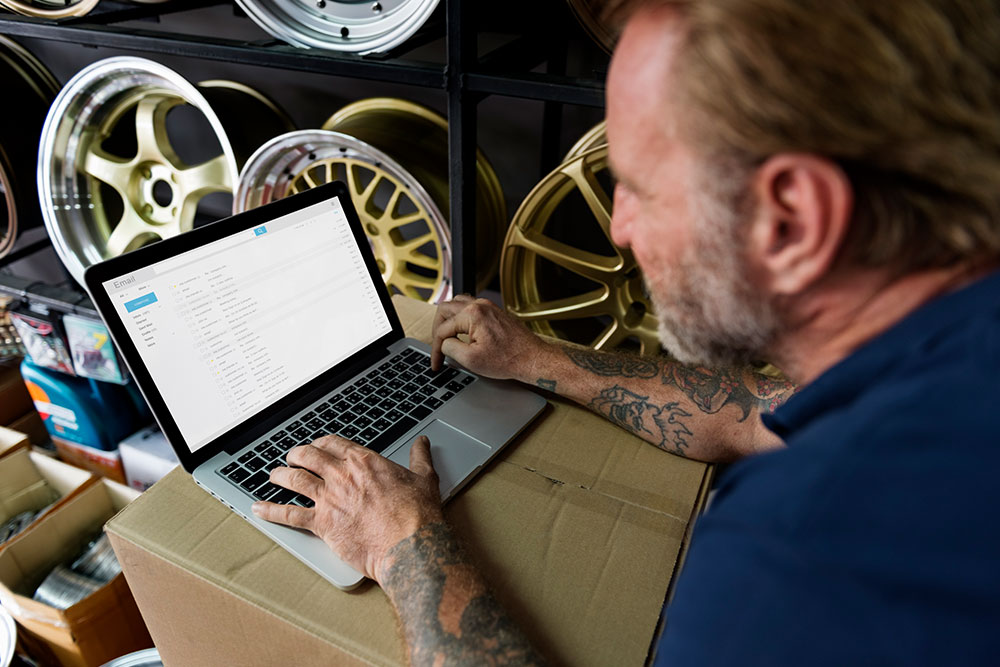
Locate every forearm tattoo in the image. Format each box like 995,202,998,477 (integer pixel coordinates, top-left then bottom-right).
381,522,546,667
589,386,693,457
563,347,659,378
662,365,792,420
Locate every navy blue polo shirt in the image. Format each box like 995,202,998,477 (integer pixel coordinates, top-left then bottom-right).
655,269,1000,665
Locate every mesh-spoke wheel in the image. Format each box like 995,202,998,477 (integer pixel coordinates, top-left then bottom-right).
236,130,453,302
235,0,439,54
0,0,97,19
236,97,505,302
501,145,661,355
38,57,292,285
0,37,59,258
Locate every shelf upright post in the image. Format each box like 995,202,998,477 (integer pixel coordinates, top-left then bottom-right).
446,0,480,297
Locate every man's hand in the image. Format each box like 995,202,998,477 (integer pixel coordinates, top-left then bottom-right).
251,435,443,583
431,295,551,379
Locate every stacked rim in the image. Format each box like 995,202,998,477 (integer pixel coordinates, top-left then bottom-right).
38,57,293,285
234,0,440,54
501,123,661,355
235,97,507,303
0,37,60,259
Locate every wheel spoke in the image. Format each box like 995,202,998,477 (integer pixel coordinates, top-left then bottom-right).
176,154,233,197
105,207,151,257
82,148,131,194
396,231,436,253
564,159,616,248
508,289,611,322
508,226,621,283
301,169,319,189
405,253,440,272
134,95,179,165
592,320,626,350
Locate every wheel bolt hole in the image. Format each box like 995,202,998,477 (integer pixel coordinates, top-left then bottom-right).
341,26,350,38
372,2,382,12
316,0,325,7
624,301,646,328
366,223,379,235
152,180,173,207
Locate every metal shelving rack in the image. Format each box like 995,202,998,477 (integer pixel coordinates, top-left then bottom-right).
0,0,606,313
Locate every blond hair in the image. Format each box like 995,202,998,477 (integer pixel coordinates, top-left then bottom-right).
605,0,1000,271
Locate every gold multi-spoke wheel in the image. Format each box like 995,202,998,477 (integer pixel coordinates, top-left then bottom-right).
0,37,59,258
0,0,97,18
38,58,293,285
501,144,661,355
236,98,506,302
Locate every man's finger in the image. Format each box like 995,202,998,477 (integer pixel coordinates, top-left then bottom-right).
287,443,339,476
408,435,437,479
270,466,323,498
251,500,313,530
309,433,363,459
431,296,477,369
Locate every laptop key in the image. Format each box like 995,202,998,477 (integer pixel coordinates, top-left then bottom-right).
359,427,379,442
253,483,281,501
302,411,317,421
307,418,324,430
293,495,315,508
354,415,373,428
384,370,399,380
270,488,297,505
246,456,266,472
446,380,464,393
332,400,351,412
391,390,408,402
402,382,419,394
368,406,385,419
386,409,404,422
373,418,391,431
367,416,419,454
287,420,302,430
358,384,376,396
346,391,363,403
410,405,432,420
388,379,404,390
238,451,256,464
379,398,395,410
261,447,281,462
267,459,284,473
431,368,460,388
418,385,436,396
240,470,269,492
319,409,336,421
424,396,443,410
399,400,416,412
413,373,430,386
316,401,332,411
273,429,287,439
440,391,455,402
362,395,380,407
278,436,296,450
254,441,271,453
221,462,239,475
293,427,310,440
399,371,415,382
228,467,250,483
375,387,392,398
328,419,346,432
341,425,360,439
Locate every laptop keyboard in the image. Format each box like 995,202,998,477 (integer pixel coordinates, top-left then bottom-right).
218,348,476,506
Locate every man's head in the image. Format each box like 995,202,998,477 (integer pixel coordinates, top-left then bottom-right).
604,0,1000,367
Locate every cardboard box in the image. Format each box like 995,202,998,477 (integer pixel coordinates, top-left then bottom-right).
0,425,30,459
0,362,32,426
119,426,179,492
8,410,50,448
52,437,126,485
105,296,713,666
0,478,151,666
0,448,94,538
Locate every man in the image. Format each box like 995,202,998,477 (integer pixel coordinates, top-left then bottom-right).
254,0,1000,663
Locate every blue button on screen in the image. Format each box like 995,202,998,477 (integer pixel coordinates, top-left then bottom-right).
254,226,267,236
124,293,158,313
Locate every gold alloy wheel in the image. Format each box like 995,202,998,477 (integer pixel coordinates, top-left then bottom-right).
323,98,507,294
38,58,293,285
235,97,505,303
0,0,97,19
563,120,606,162
236,130,453,302
565,0,616,53
501,145,661,354
0,37,59,258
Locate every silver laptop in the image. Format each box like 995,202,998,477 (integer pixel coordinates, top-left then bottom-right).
84,181,546,590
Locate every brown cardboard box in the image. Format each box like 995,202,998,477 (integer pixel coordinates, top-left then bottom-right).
0,425,30,459
0,478,151,666
105,296,712,666
52,437,126,485
0,447,94,535
8,410,49,448
0,362,32,426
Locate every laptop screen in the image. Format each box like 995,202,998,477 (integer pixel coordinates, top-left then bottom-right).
101,195,393,453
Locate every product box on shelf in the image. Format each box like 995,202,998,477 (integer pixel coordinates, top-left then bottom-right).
105,296,714,667
119,426,179,492
0,447,94,540
0,478,151,667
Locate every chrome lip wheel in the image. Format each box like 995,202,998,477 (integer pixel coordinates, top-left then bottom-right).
234,0,440,54
38,58,251,285
1,37,59,258
236,130,453,303
501,145,661,354
0,0,97,19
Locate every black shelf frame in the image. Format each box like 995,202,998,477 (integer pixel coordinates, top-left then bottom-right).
0,0,606,312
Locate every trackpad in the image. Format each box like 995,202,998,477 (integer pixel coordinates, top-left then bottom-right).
388,420,492,497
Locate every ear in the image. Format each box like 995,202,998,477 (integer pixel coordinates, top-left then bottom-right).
746,154,853,296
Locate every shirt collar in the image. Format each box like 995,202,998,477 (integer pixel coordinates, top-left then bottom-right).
762,268,1000,440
